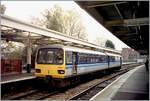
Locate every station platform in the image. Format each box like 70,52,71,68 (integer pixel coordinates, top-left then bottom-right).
1,69,35,85
90,65,149,100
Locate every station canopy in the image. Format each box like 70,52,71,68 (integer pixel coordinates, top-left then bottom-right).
1,15,121,55
76,1,149,55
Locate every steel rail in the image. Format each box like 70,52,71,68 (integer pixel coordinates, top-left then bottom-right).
8,90,60,100
9,90,38,100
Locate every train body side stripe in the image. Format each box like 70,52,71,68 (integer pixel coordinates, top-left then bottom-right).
65,62,120,76
65,63,108,76
66,61,120,68
66,63,107,68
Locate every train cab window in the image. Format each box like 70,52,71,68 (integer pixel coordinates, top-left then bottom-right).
37,48,63,64
55,52,63,64
37,49,54,64
47,51,54,63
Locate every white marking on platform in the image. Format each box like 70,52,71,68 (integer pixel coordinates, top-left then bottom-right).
1,76,36,85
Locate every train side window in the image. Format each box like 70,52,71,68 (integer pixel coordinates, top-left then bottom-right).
96,55,98,63
113,56,115,62
100,55,103,62
79,53,87,64
85,53,88,63
78,53,83,64
66,51,72,65
92,56,95,63
90,54,93,63
94,55,97,63
116,56,120,62
109,56,111,62
110,56,112,62
104,56,107,62
98,55,102,62
102,55,107,62
110,56,115,62
87,54,91,63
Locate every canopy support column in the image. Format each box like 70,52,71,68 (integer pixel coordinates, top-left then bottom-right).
26,33,32,73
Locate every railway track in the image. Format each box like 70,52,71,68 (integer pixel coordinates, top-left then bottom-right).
3,89,60,100
69,69,127,100
45,64,141,100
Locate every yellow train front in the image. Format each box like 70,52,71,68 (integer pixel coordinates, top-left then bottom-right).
35,45,122,87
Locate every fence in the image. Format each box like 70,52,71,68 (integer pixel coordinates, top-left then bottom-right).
1,59,22,76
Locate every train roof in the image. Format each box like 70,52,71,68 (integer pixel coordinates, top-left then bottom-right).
105,52,121,57
64,46,106,55
38,44,122,57
38,45,105,55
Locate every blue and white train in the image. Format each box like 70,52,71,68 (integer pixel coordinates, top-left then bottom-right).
35,45,122,86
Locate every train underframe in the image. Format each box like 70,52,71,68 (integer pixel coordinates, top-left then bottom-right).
36,66,121,88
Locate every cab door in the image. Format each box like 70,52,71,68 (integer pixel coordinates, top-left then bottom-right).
72,52,78,74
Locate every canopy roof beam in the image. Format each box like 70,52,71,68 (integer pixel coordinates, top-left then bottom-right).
1,15,121,54
105,17,149,27
86,1,127,8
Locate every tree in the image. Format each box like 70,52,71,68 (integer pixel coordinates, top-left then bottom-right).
30,17,45,27
94,36,106,47
0,4,6,14
1,40,24,59
105,40,115,49
42,5,64,33
31,5,87,40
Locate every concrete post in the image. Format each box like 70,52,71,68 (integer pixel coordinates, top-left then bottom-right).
26,34,32,73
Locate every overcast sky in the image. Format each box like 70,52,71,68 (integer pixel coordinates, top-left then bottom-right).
2,1,129,51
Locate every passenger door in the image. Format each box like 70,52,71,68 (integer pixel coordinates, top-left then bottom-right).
72,52,78,75
108,56,110,68
120,57,122,66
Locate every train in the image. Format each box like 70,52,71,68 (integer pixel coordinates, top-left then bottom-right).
35,45,122,87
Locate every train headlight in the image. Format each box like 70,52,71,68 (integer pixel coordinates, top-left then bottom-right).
36,69,41,73
58,70,65,74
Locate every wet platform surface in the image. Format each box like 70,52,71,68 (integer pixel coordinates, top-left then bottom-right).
112,65,149,100
90,65,149,100
1,69,35,84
